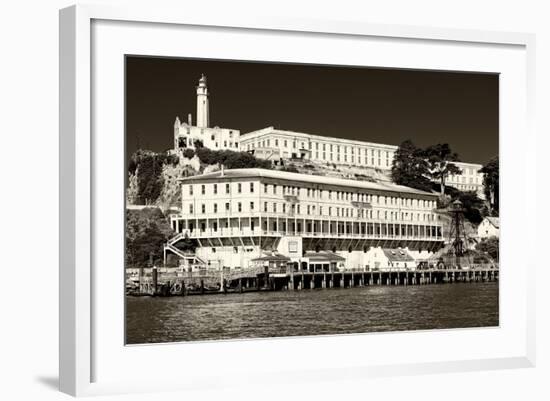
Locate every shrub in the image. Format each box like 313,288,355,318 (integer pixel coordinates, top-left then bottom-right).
182,148,195,159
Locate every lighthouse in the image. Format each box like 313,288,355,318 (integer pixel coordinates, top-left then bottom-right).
196,74,209,128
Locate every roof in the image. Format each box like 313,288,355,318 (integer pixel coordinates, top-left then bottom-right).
251,253,291,262
180,168,436,197
303,251,346,262
484,217,500,228
382,248,415,262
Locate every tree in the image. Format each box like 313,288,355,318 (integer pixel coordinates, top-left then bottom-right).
391,140,432,192
480,156,499,215
136,153,165,205
476,236,499,261
455,191,484,225
182,148,195,159
424,143,462,196
126,208,174,267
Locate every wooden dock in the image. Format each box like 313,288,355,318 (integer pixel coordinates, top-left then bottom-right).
127,265,498,297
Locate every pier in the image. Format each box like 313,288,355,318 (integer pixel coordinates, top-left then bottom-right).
126,264,498,296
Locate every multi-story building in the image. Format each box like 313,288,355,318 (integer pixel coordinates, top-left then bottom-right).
240,126,397,169
171,77,485,200
173,75,241,152
445,161,484,198
166,168,444,271
239,128,485,198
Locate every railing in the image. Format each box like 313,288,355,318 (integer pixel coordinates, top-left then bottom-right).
179,229,443,241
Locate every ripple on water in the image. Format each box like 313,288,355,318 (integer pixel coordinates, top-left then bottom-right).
126,282,499,344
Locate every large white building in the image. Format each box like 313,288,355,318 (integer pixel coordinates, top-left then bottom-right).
171,76,486,199
173,75,241,152
166,168,444,271
240,126,397,170
239,127,485,199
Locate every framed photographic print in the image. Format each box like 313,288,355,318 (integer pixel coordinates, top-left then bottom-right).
59,4,536,397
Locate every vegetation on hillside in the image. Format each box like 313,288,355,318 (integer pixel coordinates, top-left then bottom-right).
480,156,499,215
391,139,490,225
476,236,499,260
127,146,271,206
424,143,461,196
126,207,174,268
390,140,433,192
128,150,179,205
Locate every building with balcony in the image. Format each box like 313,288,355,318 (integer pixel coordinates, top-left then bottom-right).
166,168,444,271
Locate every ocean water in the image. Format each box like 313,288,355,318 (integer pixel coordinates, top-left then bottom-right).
126,281,498,344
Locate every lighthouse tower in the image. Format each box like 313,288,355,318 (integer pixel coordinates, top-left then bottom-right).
196,74,209,128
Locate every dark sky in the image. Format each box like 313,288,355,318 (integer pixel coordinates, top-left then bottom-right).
126,56,498,164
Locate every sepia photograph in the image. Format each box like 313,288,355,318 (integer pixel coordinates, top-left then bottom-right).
124,56,499,345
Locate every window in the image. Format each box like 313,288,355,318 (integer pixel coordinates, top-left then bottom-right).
214,203,218,213
213,184,217,194
225,202,230,212
273,203,277,213
283,204,286,213
264,202,268,212
250,202,254,211
275,139,279,146
264,184,268,193
250,182,254,193
201,204,206,214
238,202,242,212
189,204,193,214
238,183,242,193
273,185,277,195
201,185,205,195
189,185,193,196
226,183,230,194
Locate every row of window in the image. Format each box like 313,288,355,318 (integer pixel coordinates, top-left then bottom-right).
182,220,442,238
448,175,482,185
246,140,393,166
187,183,436,209
248,138,390,156
187,201,436,221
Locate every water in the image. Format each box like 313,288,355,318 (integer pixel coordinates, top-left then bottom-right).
126,282,498,344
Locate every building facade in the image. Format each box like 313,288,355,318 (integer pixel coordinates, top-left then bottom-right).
240,126,397,169
173,75,241,152
445,161,484,198
239,128,485,199
166,168,444,271
171,77,486,200
477,216,499,239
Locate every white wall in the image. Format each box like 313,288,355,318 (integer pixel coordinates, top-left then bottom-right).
1,1,549,401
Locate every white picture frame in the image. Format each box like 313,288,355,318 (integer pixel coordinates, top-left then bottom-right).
59,4,536,397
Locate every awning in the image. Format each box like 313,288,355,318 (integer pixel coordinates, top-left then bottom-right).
251,253,291,262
